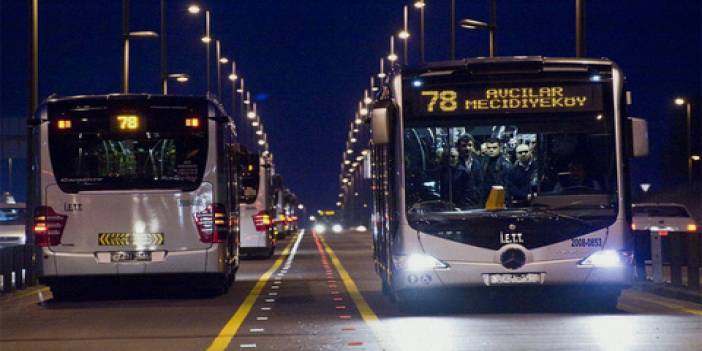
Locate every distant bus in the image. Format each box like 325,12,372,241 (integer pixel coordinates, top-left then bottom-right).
30,94,240,297
238,151,276,258
356,57,649,308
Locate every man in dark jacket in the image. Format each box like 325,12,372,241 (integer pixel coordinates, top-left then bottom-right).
451,134,483,208
480,137,512,199
507,144,538,203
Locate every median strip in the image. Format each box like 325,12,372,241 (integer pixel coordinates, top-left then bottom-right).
207,231,303,351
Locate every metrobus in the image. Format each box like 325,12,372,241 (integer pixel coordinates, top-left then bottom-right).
363,57,649,308
238,150,276,258
30,94,240,297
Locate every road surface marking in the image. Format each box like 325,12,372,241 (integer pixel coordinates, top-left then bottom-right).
315,233,393,349
625,291,702,316
207,231,303,351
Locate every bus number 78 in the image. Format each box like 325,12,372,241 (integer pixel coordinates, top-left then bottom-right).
421,90,458,112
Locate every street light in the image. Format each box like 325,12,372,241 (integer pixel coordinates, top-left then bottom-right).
187,5,200,14
459,0,497,57
674,97,694,188
122,28,159,93
248,103,257,119
414,0,426,63
398,5,410,64
189,5,211,94
121,0,159,94
167,73,190,83
387,36,398,62
215,40,228,98
359,101,368,116
378,58,387,79
364,89,372,104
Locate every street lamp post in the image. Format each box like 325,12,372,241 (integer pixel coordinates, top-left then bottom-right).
675,98,694,188
229,61,238,120
122,0,158,93
450,0,456,60
204,10,211,94
398,5,410,64
459,18,497,57
576,0,586,57
414,0,426,63
216,40,222,98
189,6,212,94
160,0,167,94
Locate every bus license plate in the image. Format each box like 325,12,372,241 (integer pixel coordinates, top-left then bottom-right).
485,273,543,285
111,251,152,262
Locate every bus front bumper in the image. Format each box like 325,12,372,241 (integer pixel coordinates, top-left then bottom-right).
392,258,632,292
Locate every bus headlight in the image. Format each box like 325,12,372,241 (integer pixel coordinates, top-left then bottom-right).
578,250,632,268
396,254,449,272
313,223,327,234
331,224,343,233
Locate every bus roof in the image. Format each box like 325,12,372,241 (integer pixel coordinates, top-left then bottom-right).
399,56,616,76
45,93,211,104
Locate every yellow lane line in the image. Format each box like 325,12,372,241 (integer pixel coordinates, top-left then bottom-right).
0,286,50,304
624,291,702,316
317,234,393,349
207,234,298,351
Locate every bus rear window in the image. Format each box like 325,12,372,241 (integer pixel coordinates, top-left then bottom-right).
633,206,690,218
48,101,208,192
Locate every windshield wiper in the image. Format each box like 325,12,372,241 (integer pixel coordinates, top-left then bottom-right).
526,205,600,229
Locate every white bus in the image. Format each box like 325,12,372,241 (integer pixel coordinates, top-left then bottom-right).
364,57,649,308
238,151,276,258
30,94,240,297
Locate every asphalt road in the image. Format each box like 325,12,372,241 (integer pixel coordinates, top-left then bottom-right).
1,229,701,351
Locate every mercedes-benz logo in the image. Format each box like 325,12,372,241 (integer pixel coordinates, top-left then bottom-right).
500,248,526,270
508,224,517,231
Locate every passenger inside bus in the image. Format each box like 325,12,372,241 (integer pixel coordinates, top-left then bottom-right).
507,144,538,202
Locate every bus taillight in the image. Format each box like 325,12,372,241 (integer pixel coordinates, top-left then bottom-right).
185,117,200,128
253,211,271,232
195,204,227,243
34,206,67,247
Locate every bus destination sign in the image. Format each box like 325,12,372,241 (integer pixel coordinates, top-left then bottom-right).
411,84,602,116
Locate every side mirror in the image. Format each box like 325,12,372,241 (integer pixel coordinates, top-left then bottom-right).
628,117,649,157
371,102,394,145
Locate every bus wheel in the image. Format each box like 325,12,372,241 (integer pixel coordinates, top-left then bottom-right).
395,290,422,313
264,246,275,259
204,274,229,296
592,288,621,312
49,285,68,301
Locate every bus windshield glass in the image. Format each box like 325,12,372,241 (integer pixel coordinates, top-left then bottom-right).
48,101,208,192
403,80,619,235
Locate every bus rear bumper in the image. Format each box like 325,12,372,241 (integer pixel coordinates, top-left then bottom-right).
39,245,224,277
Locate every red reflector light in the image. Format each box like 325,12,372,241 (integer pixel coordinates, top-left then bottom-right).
34,206,67,247
253,211,271,232
57,120,72,129
185,117,200,128
658,230,669,237
194,203,227,243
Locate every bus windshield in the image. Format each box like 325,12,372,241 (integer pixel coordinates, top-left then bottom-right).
403,114,618,224
48,102,208,192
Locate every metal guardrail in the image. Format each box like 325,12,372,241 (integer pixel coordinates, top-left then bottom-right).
0,245,37,294
636,231,701,291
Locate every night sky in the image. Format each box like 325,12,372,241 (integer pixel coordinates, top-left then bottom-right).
1,0,700,211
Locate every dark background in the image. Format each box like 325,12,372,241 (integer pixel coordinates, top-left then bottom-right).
1,0,700,213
